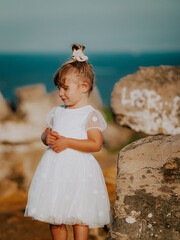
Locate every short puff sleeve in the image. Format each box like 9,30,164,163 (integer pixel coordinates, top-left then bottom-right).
46,106,57,129
84,110,107,132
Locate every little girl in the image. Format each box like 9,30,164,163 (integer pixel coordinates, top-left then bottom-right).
24,44,112,240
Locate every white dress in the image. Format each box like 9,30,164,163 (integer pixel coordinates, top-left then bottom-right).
24,105,112,228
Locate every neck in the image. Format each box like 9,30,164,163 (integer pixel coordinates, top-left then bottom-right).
66,98,89,109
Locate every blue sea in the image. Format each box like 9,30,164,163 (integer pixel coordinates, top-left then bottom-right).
0,52,180,107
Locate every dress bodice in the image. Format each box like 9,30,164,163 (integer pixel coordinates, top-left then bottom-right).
52,105,92,139
46,105,107,140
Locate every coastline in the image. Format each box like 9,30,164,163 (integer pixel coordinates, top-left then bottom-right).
1,52,180,106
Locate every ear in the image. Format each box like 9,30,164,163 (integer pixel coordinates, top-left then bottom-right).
81,82,90,93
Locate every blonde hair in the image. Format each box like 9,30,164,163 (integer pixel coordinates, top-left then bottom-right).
53,44,94,93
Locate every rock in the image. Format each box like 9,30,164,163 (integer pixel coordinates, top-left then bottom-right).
15,84,59,125
0,141,46,201
0,121,44,143
107,134,180,240
15,84,47,101
111,66,180,135
0,92,12,120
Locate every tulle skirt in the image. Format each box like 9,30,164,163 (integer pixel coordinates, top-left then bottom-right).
24,148,112,228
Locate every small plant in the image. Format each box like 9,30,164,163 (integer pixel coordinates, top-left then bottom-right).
102,107,115,123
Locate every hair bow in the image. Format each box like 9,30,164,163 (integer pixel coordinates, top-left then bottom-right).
71,49,88,62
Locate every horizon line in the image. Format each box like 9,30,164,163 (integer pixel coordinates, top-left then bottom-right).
0,50,180,55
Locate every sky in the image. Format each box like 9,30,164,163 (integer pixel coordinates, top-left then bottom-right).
0,0,180,53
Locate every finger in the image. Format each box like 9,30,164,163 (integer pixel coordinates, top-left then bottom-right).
52,146,58,151
54,134,60,139
50,137,58,143
49,140,56,144
51,131,60,136
53,147,60,152
52,134,60,139
47,141,53,146
54,148,59,153
46,136,54,143
49,135,57,140
50,142,55,148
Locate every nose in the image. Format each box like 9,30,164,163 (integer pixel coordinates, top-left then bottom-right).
59,88,64,97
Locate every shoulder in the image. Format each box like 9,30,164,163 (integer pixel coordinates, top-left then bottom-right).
86,105,99,114
84,106,107,132
47,105,64,116
86,106,104,118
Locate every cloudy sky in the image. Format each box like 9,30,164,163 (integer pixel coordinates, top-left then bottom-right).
0,0,180,53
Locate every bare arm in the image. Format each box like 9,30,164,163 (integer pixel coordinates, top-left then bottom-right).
50,129,103,153
69,129,103,152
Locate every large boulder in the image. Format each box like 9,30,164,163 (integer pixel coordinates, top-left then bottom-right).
15,84,60,125
107,134,180,240
111,66,180,135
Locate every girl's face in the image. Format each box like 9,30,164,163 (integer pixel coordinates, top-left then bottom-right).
58,71,88,108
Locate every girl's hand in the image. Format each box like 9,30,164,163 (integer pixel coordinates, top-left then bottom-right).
46,131,60,145
50,135,69,153
50,131,60,139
